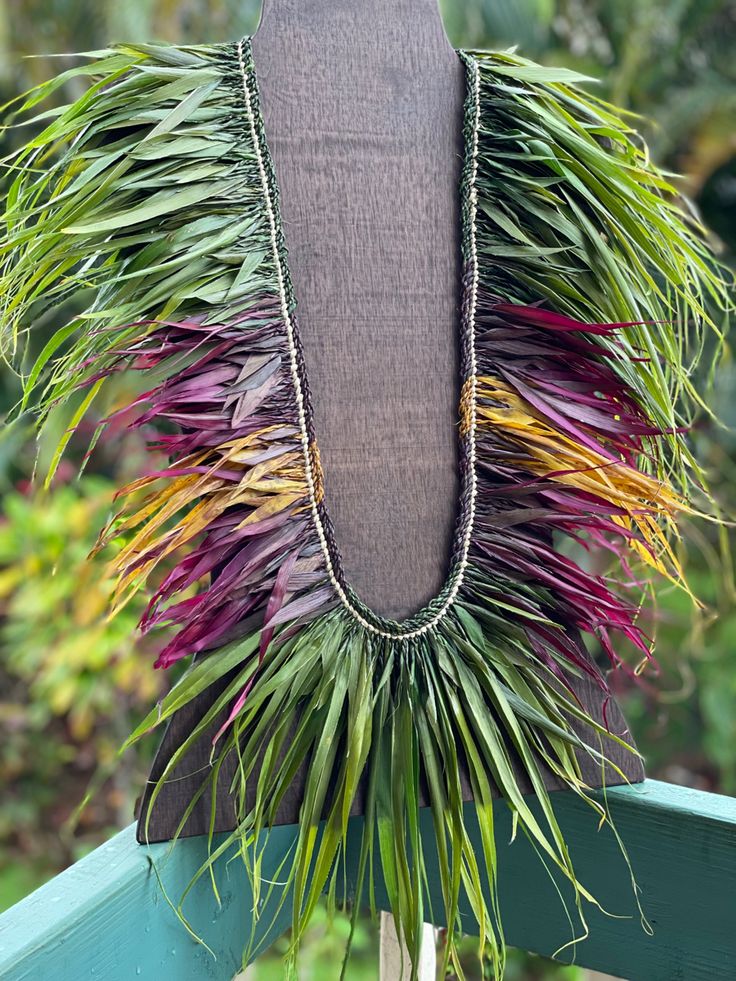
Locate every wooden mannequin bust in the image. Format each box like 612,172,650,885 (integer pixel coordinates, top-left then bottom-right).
251,0,466,620
137,0,644,842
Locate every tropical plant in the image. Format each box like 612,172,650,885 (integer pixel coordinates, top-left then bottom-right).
0,466,167,910
0,23,731,977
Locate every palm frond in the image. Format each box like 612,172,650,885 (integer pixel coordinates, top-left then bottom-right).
0,38,731,980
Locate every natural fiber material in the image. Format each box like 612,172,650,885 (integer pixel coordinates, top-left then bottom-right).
0,35,731,980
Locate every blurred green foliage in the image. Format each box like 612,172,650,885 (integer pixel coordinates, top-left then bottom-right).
0,0,734,977
0,462,166,908
0,478,155,737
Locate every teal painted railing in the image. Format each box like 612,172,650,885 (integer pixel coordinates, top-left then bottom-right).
1,780,734,980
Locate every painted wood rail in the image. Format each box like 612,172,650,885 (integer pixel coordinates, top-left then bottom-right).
1,779,734,980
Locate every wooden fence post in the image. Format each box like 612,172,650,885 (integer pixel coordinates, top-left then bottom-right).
379,911,437,979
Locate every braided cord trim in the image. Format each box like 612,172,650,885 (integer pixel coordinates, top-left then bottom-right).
237,35,481,639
